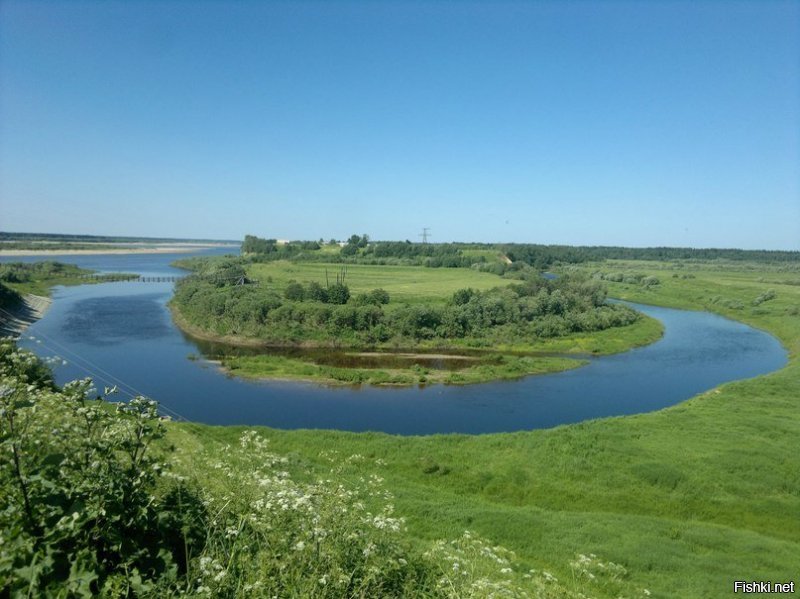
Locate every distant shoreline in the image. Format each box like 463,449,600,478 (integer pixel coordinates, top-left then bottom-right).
0,243,239,257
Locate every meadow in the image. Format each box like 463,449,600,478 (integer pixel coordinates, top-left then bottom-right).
169,259,800,597
247,261,510,305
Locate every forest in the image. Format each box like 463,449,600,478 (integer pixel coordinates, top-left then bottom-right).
241,233,800,271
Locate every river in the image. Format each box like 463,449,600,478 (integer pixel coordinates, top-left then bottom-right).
2,250,788,435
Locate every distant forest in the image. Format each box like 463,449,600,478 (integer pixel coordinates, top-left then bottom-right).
242,234,800,269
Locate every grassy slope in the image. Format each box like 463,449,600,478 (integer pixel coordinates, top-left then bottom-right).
170,261,800,598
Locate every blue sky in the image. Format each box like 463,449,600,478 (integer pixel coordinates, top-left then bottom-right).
1,1,798,249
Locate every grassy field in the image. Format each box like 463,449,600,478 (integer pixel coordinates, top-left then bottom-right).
247,260,513,305
168,260,800,597
183,260,663,386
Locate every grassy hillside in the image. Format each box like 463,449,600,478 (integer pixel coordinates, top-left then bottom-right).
169,259,800,597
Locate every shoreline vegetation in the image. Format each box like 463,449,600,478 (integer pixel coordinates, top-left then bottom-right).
168,236,666,386
169,257,799,598
0,262,136,337
172,303,662,386
1,241,798,596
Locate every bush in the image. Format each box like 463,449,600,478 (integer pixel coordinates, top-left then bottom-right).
284,281,305,301
327,283,351,305
306,281,329,302
0,342,200,595
753,289,777,306
369,288,390,305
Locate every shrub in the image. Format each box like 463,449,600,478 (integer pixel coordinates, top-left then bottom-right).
753,289,777,306
284,281,305,301
0,342,199,595
326,283,351,305
306,281,329,302
368,288,391,305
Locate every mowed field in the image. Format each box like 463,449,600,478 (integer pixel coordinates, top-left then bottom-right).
247,261,511,304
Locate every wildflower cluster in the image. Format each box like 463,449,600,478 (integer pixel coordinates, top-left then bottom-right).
0,340,191,595
569,553,651,598
1,339,653,598
181,430,435,597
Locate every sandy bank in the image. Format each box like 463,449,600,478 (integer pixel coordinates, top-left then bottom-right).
0,243,239,257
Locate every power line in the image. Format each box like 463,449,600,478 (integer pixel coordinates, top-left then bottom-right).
0,308,241,454
0,305,189,422
419,227,430,244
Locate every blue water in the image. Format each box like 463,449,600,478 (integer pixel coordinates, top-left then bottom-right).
4,250,788,434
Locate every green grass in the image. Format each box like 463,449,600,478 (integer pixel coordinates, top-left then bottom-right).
222,353,585,386
2,270,95,297
247,260,512,304
0,262,136,297
440,311,665,355
169,259,800,598
6,277,88,297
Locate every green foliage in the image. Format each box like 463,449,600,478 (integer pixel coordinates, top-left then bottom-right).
753,289,777,306
2,342,612,597
326,282,351,305
306,281,329,302
0,261,90,286
241,235,322,260
173,258,641,349
284,281,305,301
242,234,278,254
579,246,800,263
0,261,125,297
0,342,201,595
369,287,390,305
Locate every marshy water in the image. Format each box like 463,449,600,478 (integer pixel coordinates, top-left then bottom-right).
3,250,788,434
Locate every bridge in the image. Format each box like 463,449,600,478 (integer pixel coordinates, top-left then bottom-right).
75,274,257,285
77,274,184,283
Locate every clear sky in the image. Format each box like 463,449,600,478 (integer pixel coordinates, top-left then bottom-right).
1,1,798,249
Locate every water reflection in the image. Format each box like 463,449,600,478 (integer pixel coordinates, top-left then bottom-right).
8,249,789,435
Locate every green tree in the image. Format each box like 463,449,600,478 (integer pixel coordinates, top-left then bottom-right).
284,281,305,301
306,281,329,302
326,283,350,305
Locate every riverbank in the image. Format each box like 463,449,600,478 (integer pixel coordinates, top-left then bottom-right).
222,351,586,386
169,256,665,386
171,301,662,386
168,260,800,597
0,293,52,337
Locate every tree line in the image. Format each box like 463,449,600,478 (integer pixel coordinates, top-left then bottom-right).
172,260,639,347
241,234,800,268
